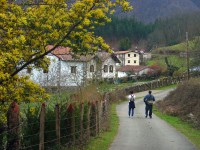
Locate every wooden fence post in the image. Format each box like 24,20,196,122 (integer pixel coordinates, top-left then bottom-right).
86,102,91,142
39,103,45,150
7,101,20,150
90,102,97,137
67,104,75,145
97,101,100,136
95,101,98,137
55,104,60,146
80,103,84,148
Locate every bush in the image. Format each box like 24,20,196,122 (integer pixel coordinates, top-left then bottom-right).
157,78,200,128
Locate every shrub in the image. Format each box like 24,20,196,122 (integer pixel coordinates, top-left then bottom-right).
157,78,200,128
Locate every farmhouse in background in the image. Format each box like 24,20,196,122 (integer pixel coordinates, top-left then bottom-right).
117,65,154,78
114,50,140,67
21,45,120,87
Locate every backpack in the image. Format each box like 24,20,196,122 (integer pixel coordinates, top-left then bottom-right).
147,95,154,105
130,95,135,101
129,95,135,108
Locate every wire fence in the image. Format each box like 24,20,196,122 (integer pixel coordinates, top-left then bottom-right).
0,94,111,150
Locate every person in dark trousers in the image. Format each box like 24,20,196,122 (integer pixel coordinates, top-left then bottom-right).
144,90,155,118
128,91,135,118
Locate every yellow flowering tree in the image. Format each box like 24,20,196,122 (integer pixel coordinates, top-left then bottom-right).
0,0,132,122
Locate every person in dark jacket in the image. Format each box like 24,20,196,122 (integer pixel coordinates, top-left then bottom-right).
128,91,135,118
144,90,155,118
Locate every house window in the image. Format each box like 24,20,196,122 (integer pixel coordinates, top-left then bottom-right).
134,54,136,57
128,60,130,63
109,65,113,73
134,60,136,64
43,69,48,73
71,66,76,73
104,65,108,72
128,54,130,57
27,67,32,74
90,65,94,72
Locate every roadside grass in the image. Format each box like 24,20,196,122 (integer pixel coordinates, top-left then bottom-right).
154,84,177,90
84,103,119,150
98,82,136,93
154,107,200,150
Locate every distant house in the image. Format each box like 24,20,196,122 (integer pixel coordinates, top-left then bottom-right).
96,51,120,80
21,45,120,87
116,65,154,78
114,50,140,66
142,52,152,62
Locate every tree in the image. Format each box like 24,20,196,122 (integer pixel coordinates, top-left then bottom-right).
0,0,132,122
190,37,200,67
119,37,131,50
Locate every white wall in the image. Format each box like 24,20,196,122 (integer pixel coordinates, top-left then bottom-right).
138,68,152,75
125,52,139,66
86,58,97,79
117,71,127,78
26,55,85,87
102,57,116,79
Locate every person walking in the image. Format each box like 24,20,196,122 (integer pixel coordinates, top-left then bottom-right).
144,90,155,118
128,91,135,118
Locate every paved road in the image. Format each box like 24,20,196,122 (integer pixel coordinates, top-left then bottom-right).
109,89,197,150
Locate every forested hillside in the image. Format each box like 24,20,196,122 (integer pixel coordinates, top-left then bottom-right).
95,17,154,42
97,10,200,51
114,0,200,23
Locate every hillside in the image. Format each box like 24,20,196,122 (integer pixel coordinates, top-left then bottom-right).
157,78,200,128
114,0,200,23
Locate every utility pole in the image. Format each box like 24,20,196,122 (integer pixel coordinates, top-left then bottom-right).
186,32,190,80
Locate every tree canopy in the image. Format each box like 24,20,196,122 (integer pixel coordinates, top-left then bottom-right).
0,0,132,123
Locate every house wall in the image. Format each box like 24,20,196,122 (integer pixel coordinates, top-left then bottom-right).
138,68,152,75
117,71,127,78
116,54,125,66
59,60,84,86
102,57,116,79
28,55,60,86
143,53,151,61
86,58,97,79
26,55,85,87
125,52,139,66
20,53,119,87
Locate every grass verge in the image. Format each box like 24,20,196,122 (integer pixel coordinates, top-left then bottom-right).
154,84,177,90
154,107,200,150
84,103,119,150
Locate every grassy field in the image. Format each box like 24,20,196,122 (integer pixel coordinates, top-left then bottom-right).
154,107,200,150
155,39,195,52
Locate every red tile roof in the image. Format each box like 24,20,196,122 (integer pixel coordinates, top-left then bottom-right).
114,50,139,55
117,65,148,72
48,45,71,55
114,50,132,54
48,45,119,62
47,45,94,62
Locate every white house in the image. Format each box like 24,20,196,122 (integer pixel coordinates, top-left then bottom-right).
21,46,120,87
116,65,154,78
114,50,140,66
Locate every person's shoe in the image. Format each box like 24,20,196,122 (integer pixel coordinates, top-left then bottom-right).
150,116,152,119
145,115,147,118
